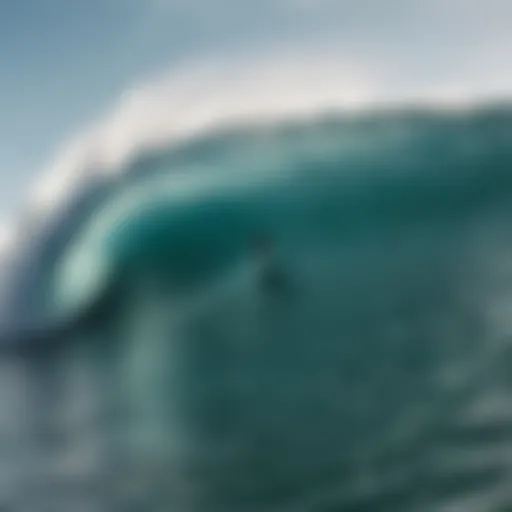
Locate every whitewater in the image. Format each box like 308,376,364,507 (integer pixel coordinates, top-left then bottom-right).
1,69,512,510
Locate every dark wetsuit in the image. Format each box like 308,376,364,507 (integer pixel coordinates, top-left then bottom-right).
259,260,292,297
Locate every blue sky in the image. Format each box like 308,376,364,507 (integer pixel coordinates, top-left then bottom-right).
0,0,177,213
1,0,511,224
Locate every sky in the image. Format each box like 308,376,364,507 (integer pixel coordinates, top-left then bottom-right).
1,0,512,239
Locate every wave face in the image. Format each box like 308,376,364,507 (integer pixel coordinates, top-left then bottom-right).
3,107,512,511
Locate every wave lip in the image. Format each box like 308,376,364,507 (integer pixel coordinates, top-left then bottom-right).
9,52,511,254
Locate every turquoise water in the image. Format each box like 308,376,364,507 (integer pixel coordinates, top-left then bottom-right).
2,108,512,510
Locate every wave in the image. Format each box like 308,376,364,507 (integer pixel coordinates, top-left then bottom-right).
3,101,512,510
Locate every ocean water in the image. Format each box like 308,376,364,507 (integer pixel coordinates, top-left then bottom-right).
2,107,512,510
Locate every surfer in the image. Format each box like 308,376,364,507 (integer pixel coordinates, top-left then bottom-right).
252,234,291,297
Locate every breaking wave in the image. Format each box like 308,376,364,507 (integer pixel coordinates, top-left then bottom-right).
2,104,512,511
